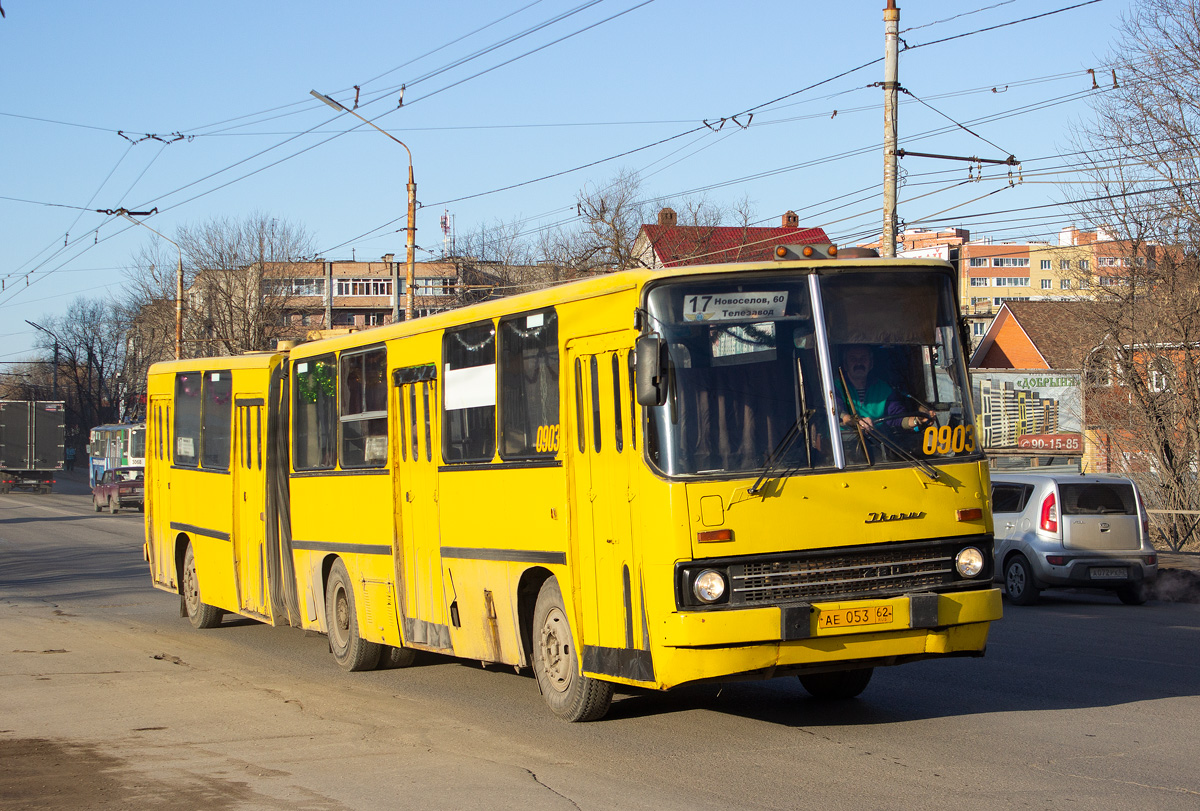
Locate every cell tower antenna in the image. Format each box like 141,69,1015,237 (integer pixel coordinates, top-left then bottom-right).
440,209,455,258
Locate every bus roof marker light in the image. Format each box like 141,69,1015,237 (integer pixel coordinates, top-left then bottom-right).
802,246,815,257
828,244,838,257
775,245,788,259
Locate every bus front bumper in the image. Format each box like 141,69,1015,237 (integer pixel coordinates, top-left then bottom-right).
653,587,1002,688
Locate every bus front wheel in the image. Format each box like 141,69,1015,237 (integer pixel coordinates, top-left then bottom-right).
799,667,874,699
325,559,381,672
182,542,223,629
531,578,613,722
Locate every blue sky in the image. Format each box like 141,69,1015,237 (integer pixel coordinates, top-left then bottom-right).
1,0,1134,362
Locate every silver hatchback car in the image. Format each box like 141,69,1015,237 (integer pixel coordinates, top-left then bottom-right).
990,472,1158,605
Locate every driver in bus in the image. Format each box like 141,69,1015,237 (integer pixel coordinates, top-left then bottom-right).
836,345,933,433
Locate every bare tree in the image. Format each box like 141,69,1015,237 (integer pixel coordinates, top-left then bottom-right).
180,213,315,355
22,298,131,450
535,168,738,276
1068,0,1200,549
123,212,315,358
456,216,547,298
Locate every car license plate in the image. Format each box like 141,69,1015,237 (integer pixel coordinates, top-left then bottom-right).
1090,566,1128,580
816,605,893,631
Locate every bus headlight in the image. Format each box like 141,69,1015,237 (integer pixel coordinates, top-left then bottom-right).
955,547,985,578
693,570,727,603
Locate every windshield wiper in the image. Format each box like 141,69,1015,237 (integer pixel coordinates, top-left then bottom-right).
750,357,816,495
748,415,811,495
838,367,940,481
865,425,941,480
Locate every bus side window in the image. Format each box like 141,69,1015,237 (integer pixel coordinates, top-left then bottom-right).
611,353,623,453
423,383,433,463
498,309,558,460
202,371,233,471
627,349,638,451
575,358,585,453
397,385,407,462
590,355,602,453
339,346,388,469
443,321,496,464
410,386,419,462
174,373,202,468
294,354,337,471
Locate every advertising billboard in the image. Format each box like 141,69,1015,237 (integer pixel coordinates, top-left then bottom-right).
970,370,1082,452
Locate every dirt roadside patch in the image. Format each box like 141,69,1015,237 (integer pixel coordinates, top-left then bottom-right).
0,738,252,810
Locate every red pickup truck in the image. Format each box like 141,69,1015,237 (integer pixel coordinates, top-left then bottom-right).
92,466,144,514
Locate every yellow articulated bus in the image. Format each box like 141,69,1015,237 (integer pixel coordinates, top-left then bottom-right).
144,245,1002,721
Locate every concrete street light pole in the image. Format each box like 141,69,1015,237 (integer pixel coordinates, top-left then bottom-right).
881,0,901,257
24,320,60,398
310,90,417,324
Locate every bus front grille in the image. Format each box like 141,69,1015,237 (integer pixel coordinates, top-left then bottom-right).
728,539,985,606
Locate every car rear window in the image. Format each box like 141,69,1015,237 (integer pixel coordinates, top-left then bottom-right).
1060,482,1136,516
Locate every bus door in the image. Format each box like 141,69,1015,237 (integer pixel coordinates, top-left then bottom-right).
234,397,270,616
393,367,449,650
147,398,173,587
568,334,649,679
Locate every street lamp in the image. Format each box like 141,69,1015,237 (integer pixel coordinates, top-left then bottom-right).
311,89,417,324
106,208,184,359
24,320,60,398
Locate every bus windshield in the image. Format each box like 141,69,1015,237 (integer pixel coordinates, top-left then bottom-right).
643,268,978,478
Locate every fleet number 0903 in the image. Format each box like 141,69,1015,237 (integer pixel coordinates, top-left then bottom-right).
922,424,976,456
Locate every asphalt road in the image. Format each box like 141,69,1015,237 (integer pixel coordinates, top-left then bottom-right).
2,478,1199,810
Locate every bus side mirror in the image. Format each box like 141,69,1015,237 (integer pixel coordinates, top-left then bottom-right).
636,336,668,407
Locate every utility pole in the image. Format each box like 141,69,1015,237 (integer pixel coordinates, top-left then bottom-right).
881,0,901,257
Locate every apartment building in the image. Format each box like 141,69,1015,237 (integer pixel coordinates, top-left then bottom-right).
888,226,1151,348
264,253,465,331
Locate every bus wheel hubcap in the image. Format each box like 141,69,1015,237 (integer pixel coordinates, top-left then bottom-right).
539,607,571,693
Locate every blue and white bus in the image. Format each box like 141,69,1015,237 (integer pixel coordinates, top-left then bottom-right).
87,423,146,487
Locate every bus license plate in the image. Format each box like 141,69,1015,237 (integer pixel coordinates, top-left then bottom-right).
1090,567,1128,580
816,605,893,631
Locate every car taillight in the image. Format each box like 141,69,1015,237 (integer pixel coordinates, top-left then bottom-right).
1040,492,1058,533
1135,487,1150,540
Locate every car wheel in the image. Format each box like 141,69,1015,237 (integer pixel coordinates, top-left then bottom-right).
1004,554,1040,605
93,495,102,512
799,667,874,699
108,497,118,514
532,577,613,722
1117,583,1148,605
325,559,381,671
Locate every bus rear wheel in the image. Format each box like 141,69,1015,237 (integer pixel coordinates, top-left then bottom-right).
325,559,381,672
799,667,874,699
531,578,613,722
182,542,223,629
